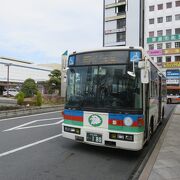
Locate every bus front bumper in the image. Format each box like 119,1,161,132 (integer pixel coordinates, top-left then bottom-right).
62,123,144,151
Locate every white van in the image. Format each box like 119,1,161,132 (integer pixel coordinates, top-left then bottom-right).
3,89,19,97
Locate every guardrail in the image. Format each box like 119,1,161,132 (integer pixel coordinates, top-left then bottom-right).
0,105,64,119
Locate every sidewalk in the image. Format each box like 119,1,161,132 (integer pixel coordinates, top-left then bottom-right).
139,105,180,180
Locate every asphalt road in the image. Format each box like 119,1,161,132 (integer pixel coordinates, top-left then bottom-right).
0,105,175,180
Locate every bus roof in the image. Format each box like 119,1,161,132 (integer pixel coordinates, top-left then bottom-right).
70,46,144,55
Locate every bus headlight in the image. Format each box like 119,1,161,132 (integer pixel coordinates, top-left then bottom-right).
124,117,133,127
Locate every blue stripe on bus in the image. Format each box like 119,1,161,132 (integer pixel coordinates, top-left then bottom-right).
64,109,83,117
109,114,144,122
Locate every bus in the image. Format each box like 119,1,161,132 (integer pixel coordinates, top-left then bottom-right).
167,86,180,104
62,47,166,151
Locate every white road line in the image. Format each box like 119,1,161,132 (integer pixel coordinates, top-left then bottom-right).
0,134,62,158
3,118,63,132
12,120,63,131
0,111,62,122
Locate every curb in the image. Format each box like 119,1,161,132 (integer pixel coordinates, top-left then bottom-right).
130,105,176,180
138,106,176,180
0,105,64,119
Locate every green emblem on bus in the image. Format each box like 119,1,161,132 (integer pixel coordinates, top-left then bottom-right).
88,114,103,127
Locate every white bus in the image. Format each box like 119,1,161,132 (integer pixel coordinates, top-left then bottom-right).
62,47,166,151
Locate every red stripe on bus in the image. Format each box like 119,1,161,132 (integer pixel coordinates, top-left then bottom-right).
109,120,140,127
64,115,83,122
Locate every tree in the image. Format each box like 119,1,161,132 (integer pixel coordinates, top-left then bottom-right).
16,91,25,105
21,78,38,97
48,69,61,94
36,91,42,106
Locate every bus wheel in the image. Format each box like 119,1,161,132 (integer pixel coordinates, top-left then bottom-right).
146,118,154,145
149,118,154,138
159,108,164,125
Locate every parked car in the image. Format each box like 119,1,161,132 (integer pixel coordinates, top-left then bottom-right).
3,89,19,97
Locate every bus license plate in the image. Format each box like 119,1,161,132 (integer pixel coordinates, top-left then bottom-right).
86,133,102,143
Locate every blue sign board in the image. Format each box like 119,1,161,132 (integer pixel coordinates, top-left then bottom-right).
130,51,142,62
166,70,180,79
68,56,76,66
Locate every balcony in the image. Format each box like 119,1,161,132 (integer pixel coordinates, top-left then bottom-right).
105,0,126,9
105,14,126,22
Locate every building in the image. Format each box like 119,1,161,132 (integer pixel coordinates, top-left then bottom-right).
103,0,144,47
0,57,53,95
144,0,180,98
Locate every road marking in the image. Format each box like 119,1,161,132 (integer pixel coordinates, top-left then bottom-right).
10,120,63,131
0,134,62,158
0,111,62,122
4,118,63,132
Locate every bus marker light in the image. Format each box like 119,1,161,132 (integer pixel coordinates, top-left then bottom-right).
117,134,125,140
125,135,134,141
110,133,117,139
64,126,80,134
137,117,144,127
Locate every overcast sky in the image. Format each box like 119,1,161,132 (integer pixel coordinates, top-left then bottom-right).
0,0,103,64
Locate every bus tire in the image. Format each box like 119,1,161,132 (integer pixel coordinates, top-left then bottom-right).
149,118,154,138
159,107,164,125
145,118,154,145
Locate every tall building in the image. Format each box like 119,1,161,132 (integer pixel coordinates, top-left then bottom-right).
103,0,144,47
145,0,180,99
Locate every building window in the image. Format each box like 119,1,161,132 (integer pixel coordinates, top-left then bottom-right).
166,56,171,62
175,42,180,47
158,4,163,10
157,17,163,23
117,18,126,29
175,56,180,61
157,43,163,49
151,57,154,61
176,1,180,7
149,44,154,50
157,30,163,36
175,14,180,20
166,2,172,8
149,31,154,37
149,18,154,24
175,28,180,34
157,57,162,63
149,5,155,11
166,16,172,22
166,29,172,35
116,5,126,15
117,32,125,42
166,43,171,49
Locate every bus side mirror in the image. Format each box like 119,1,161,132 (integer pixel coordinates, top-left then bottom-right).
138,61,150,84
141,69,149,84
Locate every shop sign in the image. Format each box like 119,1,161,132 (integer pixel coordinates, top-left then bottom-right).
147,49,163,56
163,62,180,68
166,69,180,78
166,79,179,84
163,48,180,55
147,34,180,43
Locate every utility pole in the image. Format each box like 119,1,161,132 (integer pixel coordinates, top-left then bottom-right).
5,63,12,97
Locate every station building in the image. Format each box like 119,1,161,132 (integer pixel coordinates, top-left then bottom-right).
0,57,53,95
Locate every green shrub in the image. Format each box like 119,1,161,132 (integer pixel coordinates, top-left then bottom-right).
16,92,25,105
36,91,42,106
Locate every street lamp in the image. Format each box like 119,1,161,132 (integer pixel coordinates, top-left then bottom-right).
4,63,12,97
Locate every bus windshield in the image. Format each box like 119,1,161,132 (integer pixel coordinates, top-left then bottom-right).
66,64,142,112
